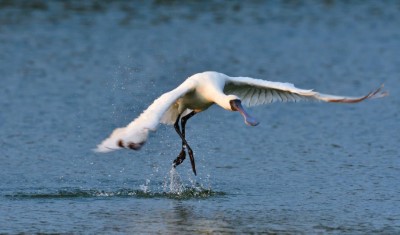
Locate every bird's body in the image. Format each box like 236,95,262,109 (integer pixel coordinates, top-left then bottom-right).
96,71,387,174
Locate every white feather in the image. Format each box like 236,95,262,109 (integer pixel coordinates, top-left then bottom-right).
96,71,387,153
95,79,196,152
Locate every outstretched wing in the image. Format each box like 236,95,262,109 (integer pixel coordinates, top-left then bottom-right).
224,76,387,107
95,81,195,153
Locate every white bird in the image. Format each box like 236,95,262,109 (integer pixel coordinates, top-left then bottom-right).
96,71,387,175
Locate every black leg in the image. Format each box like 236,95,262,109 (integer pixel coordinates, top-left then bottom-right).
180,111,197,175
173,114,186,167
172,111,197,175
181,111,196,139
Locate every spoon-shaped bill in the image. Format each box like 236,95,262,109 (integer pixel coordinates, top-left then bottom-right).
229,99,259,126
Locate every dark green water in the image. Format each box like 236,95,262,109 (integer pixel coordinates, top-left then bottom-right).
1,1,399,233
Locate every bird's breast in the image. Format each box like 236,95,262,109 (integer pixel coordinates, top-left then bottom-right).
178,90,213,113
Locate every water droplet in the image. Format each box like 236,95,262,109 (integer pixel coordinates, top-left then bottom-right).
163,167,185,194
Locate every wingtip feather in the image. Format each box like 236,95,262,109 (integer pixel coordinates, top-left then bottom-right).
322,84,388,103
369,84,388,99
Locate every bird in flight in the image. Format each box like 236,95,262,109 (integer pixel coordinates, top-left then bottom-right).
96,71,387,175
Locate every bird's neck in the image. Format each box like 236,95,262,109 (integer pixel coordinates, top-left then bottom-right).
213,94,238,111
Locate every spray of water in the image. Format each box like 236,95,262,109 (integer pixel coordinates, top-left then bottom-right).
163,167,185,194
139,179,151,193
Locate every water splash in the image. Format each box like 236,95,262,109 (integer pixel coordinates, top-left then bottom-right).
164,167,185,194
5,187,225,200
5,167,225,200
139,179,151,193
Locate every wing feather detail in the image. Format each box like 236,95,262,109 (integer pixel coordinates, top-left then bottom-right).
96,81,195,152
265,89,273,104
224,76,387,107
249,88,261,106
259,89,266,104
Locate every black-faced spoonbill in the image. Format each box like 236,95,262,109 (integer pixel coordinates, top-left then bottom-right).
96,71,387,175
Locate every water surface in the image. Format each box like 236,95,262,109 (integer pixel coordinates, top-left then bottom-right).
1,1,399,233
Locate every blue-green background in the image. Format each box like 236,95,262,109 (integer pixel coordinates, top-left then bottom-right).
1,1,399,233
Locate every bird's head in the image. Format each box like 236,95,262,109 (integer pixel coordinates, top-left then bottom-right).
229,98,259,126
226,94,240,110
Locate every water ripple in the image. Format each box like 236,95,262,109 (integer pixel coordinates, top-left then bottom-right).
5,187,226,200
